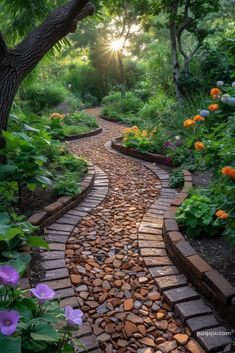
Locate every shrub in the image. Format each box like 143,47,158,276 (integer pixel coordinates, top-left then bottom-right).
170,169,184,188
24,83,67,113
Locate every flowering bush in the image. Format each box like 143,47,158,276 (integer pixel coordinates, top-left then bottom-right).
0,266,83,353
122,126,167,154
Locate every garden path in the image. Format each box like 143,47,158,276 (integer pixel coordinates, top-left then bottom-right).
68,108,191,353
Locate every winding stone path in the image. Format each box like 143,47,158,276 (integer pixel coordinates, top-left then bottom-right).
68,109,197,353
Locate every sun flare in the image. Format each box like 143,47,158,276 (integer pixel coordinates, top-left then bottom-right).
110,38,124,51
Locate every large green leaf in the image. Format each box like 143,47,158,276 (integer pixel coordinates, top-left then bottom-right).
27,236,49,249
31,324,59,342
0,335,21,353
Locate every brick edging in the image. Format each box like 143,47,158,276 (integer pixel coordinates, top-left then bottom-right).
163,171,235,326
27,163,96,230
105,140,233,353
111,137,174,166
28,166,109,353
62,127,103,141
100,115,123,123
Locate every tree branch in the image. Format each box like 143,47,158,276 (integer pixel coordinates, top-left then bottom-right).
13,0,95,78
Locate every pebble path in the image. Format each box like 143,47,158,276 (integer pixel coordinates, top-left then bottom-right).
68,109,193,353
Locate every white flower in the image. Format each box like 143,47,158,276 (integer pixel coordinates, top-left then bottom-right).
232,82,235,88
216,81,224,87
221,94,230,103
175,136,181,141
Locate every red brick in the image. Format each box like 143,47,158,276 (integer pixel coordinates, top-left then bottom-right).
155,274,187,291
171,193,188,207
175,240,195,258
186,255,212,279
164,219,179,232
168,231,184,243
203,270,235,304
44,202,63,215
164,207,178,219
27,211,47,225
57,196,74,205
145,256,173,267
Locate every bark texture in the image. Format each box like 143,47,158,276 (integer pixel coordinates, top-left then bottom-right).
0,0,95,131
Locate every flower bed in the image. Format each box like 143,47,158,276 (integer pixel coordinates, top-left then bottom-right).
62,127,102,141
163,170,235,325
112,137,173,166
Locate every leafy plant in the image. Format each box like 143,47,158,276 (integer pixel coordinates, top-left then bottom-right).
176,194,222,237
170,169,184,188
52,172,81,196
0,266,83,353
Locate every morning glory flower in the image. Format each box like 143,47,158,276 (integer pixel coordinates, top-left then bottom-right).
228,97,235,106
0,266,20,288
216,81,224,87
200,110,210,117
64,306,83,326
0,310,20,336
232,82,235,88
221,94,230,103
31,284,55,304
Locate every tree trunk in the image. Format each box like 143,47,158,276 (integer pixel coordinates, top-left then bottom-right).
0,0,95,132
117,50,125,98
169,21,183,105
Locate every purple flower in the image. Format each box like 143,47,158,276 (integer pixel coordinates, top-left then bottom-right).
0,266,20,288
31,284,55,304
163,141,173,148
164,157,173,166
216,80,224,87
0,310,20,336
64,306,83,326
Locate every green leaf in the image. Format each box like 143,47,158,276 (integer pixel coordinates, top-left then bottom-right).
27,236,49,249
31,324,59,342
0,335,21,353
35,175,52,185
61,343,75,353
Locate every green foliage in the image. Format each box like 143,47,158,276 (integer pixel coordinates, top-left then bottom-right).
169,169,184,188
176,194,222,237
0,268,81,353
52,172,81,196
102,91,144,122
23,83,67,113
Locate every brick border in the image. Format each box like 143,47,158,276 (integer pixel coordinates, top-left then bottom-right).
106,140,233,353
27,162,96,230
111,137,174,166
62,127,102,142
29,166,109,353
99,115,121,123
163,171,235,326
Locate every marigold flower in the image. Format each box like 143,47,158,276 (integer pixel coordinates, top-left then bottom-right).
194,142,205,151
210,88,221,96
183,119,196,128
131,126,139,132
215,210,229,220
193,115,205,122
142,130,148,137
50,112,64,120
221,166,234,176
208,104,220,112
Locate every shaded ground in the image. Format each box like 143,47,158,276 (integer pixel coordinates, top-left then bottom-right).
68,109,189,352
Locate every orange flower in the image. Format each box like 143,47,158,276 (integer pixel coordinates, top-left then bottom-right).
210,88,221,96
221,166,235,179
131,126,139,132
183,119,196,128
142,130,148,138
208,104,219,112
194,142,205,151
193,115,205,122
50,112,64,120
215,210,229,220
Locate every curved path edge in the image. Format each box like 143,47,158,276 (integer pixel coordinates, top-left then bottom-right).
29,166,109,353
105,140,233,353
